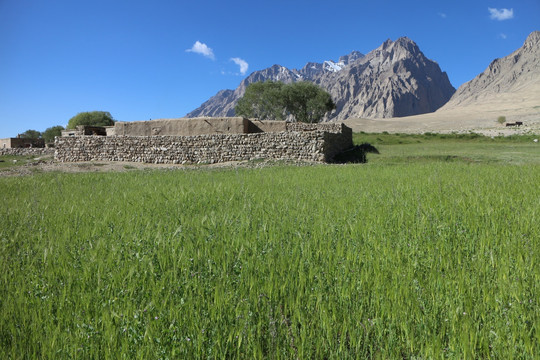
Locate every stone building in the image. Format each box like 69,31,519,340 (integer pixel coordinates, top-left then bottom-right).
56,117,353,164
61,125,109,137
0,137,45,149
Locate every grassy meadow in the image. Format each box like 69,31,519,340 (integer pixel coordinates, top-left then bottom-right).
1,134,539,358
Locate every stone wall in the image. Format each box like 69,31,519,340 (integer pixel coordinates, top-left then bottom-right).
55,127,352,164
323,124,354,160
286,122,346,133
0,148,54,156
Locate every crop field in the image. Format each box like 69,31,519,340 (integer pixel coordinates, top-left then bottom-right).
1,135,539,358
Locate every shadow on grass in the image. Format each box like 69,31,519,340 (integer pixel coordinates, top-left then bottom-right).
333,143,380,164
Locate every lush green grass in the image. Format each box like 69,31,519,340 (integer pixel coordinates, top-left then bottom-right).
1,136,540,358
0,154,54,173
0,155,38,169
355,132,540,165
353,131,540,145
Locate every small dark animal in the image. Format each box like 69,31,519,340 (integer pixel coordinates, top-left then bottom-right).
515,121,523,126
333,143,380,164
506,122,517,127
358,143,380,154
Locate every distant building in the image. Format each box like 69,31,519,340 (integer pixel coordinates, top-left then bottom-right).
61,125,109,137
0,137,45,149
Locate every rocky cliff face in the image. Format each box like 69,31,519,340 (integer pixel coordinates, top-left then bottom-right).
442,31,540,109
186,38,456,119
316,38,455,119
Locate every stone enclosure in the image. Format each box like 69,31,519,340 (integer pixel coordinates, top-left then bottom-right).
55,117,353,164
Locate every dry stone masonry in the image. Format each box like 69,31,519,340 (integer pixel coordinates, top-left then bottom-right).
55,119,353,164
0,148,53,156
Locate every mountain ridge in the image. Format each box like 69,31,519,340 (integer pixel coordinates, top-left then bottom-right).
442,30,540,110
342,31,540,135
186,37,456,119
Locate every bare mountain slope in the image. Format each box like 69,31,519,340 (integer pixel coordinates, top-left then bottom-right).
441,30,540,111
186,38,455,119
186,53,363,118
344,31,540,134
317,37,455,120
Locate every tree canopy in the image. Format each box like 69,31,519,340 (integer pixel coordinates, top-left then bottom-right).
235,81,335,123
67,111,115,129
20,129,41,139
282,82,336,123
42,125,65,143
235,81,286,120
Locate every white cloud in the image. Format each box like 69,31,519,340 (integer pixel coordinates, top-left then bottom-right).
438,12,447,18
499,33,508,39
186,41,215,60
488,8,514,21
230,57,249,75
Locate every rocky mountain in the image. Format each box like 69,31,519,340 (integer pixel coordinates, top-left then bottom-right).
187,51,365,118
342,31,540,134
441,30,540,110
186,38,456,119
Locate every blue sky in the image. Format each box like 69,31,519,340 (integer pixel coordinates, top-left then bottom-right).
1,0,538,137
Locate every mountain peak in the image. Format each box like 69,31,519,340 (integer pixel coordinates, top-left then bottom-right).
382,38,392,48
523,30,540,49
338,50,364,65
374,37,422,60
186,36,455,119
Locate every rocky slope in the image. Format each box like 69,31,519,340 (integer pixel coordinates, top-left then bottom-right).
441,30,540,110
316,38,455,119
343,31,540,135
186,38,455,119
187,51,364,118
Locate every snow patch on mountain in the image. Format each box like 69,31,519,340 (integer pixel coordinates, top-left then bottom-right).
324,61,344,72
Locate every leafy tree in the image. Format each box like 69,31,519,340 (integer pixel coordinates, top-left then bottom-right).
282,82,336,123
235,81,286,120
67,111,115,129
42,125,65,143
235,81,335,123
20,129,42,139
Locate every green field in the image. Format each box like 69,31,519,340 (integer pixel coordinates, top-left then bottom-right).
1,135,539,358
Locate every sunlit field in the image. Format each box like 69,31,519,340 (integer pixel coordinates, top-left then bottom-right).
1,135,539,358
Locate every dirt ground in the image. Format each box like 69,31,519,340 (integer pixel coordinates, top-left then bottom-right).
344,86,540,136
0,156,313,177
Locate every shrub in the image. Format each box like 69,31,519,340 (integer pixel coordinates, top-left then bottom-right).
67,111,115,129
42,125,64,143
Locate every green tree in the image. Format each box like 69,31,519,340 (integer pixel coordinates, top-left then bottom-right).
235,81,286,120
20,129,42,139
42,125,65,143
67,111,115,129
283,82,336,123
235,81,335,123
